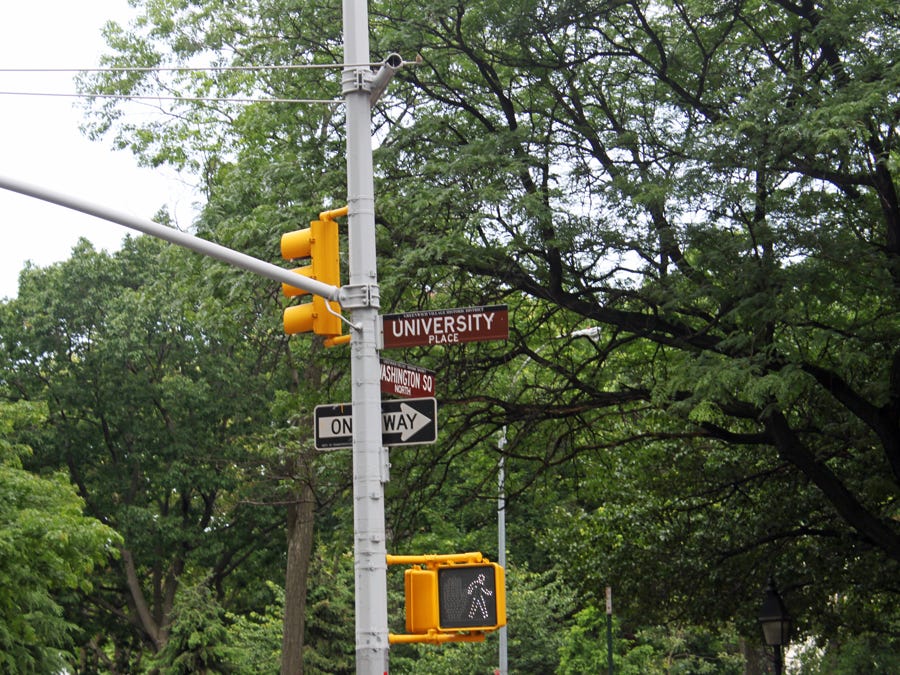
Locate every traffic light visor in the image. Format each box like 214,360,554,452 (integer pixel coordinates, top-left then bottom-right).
281,228,312,259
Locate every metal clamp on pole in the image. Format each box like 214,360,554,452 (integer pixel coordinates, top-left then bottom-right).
340,54,406,104
339,283,381,313
340,66,368,95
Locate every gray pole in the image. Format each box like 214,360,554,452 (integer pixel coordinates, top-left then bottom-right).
495,328,599,675
606,586,613,675
341,1,389,673
497,450,508,675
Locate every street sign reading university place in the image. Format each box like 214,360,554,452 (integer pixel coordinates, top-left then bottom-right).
314,397,438,450
381,304,508,349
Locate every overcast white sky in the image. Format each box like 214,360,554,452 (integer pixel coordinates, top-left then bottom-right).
0,1,196,300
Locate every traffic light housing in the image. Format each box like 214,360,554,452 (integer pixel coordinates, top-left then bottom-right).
405,566,439,634
388,553,506,642
281,216,344,343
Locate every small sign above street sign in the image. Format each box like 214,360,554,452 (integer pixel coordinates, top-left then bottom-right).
314,397,438,450
381,304,509,349
381,358,436,399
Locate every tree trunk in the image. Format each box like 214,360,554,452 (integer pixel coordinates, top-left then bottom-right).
280,467,316,675
121,547,162,651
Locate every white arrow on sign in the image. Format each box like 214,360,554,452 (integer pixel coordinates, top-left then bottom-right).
382,402,431,440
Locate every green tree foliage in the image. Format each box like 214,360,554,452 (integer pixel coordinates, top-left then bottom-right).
224,582,284,675
372,0,900,643
558,608,743,675
223,546,358,675
0,238,295,668
61,0,900,663
151,582,237,674
0,400,121,673
302,545,355,674
796,631,900,674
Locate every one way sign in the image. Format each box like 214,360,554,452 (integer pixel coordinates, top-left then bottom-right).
313,397,438,450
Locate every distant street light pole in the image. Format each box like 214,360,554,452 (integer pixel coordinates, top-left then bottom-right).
496,326,601,674
496,445,508,675
606,586,614,675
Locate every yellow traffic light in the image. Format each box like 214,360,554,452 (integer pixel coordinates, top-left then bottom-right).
387,553,506,644
281,212,345,343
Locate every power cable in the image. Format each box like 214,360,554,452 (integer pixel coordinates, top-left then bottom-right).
0,59,412,74
0,57,418,104
0,90,342,105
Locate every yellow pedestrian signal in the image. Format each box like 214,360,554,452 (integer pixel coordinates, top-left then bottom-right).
437,563,505,631
405,566,439,634
387,552,506,644
281,208,348,345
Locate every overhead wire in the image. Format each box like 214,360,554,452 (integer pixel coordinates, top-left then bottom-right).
0,59,411,105
0,90,342,105
0,61,381,73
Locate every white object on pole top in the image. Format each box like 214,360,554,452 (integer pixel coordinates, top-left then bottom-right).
570,326,602,339
368,53,404,105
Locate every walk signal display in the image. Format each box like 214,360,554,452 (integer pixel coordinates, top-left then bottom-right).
391,554,506,641
438,563,504,630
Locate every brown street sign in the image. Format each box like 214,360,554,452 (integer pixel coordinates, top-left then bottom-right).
381,358,436,399
381,304,508,349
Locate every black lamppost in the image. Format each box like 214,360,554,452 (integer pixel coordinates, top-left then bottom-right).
758,580,791,675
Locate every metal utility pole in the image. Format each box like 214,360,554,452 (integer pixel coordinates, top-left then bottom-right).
496,327,600,675
497,453,508,675
341,0,389,672
606,586,614,675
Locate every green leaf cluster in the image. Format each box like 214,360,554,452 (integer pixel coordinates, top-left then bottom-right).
0,400,121,673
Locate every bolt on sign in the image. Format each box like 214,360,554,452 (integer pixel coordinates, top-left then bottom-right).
381,304,509,349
